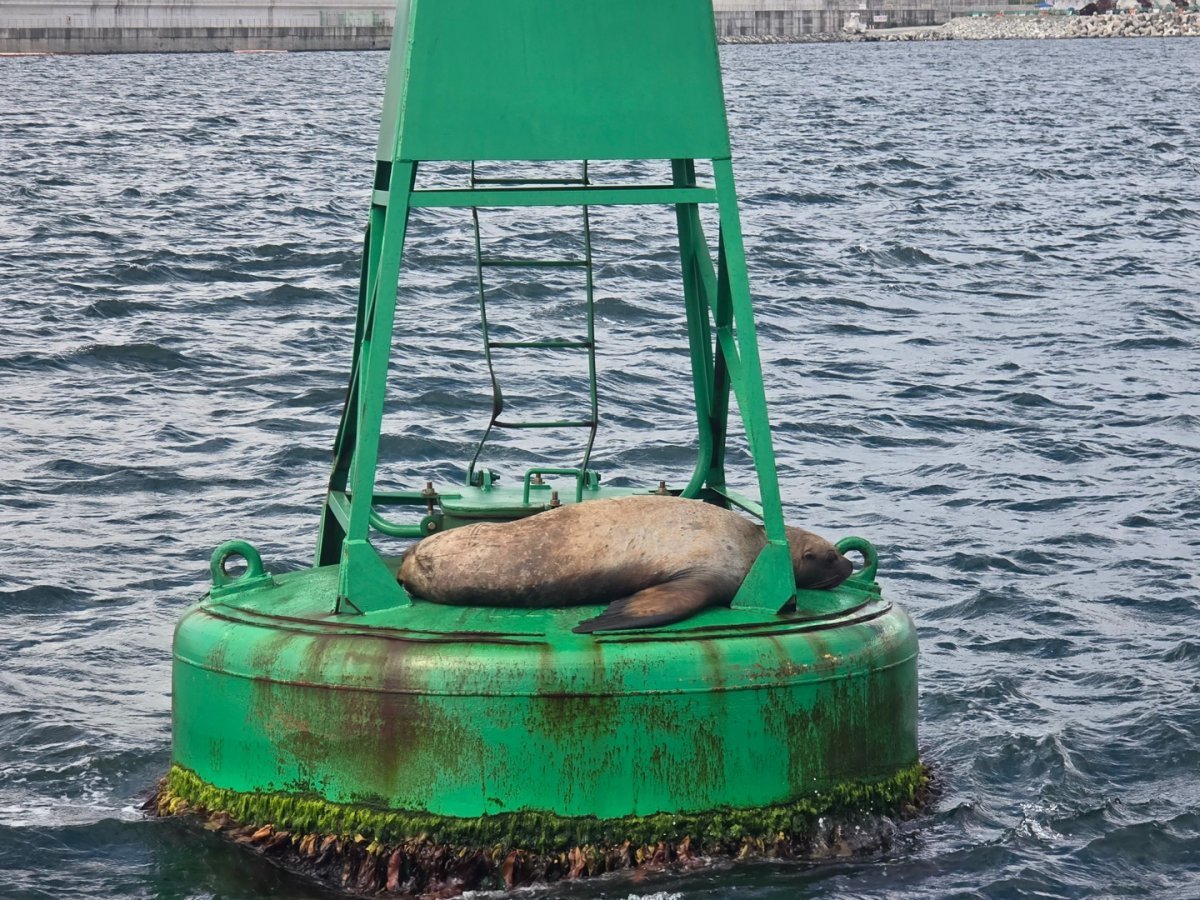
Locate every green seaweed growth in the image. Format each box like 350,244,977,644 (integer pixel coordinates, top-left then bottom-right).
161,762,928,853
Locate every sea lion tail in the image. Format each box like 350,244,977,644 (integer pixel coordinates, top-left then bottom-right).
572,574,717,634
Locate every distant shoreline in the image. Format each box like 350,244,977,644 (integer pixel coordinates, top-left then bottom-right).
1,12,1197,55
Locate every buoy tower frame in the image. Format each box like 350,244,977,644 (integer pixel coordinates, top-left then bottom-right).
313,0,818,619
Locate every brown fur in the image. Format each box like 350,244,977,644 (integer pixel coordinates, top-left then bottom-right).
398,495,853,633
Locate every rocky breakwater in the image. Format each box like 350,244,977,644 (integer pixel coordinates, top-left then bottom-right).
1069,9,1200,37
925,14,1071,39
869,10,1200,41
718,11,1200,43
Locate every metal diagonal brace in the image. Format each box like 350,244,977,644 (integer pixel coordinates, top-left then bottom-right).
329,161,420,614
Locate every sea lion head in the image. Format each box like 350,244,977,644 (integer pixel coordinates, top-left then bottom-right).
785,526,854,590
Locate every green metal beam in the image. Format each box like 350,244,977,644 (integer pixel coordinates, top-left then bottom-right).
672,159,717,500
397,185,717,209
334,161,418,614
711,158,798,613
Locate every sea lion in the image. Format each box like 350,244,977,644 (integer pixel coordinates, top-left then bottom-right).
397,495,853,633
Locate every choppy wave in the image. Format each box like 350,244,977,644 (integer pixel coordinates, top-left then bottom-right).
1,38,1199,900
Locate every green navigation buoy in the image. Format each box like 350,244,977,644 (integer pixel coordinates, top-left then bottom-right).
156,0,923,893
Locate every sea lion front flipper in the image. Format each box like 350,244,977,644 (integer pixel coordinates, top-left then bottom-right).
571,574,718,634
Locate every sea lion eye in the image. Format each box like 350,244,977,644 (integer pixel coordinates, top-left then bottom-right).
803,550,816,561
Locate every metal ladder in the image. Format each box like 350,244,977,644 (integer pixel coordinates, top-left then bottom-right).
466,161,600,494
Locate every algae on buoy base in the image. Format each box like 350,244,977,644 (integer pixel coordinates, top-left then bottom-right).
151,761,929,895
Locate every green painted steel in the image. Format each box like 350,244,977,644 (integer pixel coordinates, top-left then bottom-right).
378,0,731,163
177,558,918,820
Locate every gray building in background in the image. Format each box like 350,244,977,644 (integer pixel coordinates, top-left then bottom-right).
715,0,982,33
0,0,1001,53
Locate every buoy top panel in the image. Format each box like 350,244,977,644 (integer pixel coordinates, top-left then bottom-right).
379,0,732,162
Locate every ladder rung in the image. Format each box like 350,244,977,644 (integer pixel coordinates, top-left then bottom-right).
479,258,589,269
411,185,718,209
488,340,593,349
494,419,596,429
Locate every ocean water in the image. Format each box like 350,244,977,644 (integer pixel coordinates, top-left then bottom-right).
1,37,1199,899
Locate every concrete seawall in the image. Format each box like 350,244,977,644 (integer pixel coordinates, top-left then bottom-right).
0,25,390,54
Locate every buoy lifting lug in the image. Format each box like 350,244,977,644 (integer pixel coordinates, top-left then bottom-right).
209,540,273,598
836,536,879,584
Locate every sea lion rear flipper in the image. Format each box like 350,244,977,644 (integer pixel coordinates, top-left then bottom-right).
572,574,717,634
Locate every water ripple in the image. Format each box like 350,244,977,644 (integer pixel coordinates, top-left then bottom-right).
1,38,1199,900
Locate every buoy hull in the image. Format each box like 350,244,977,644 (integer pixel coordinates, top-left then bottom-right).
171,563,918,821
